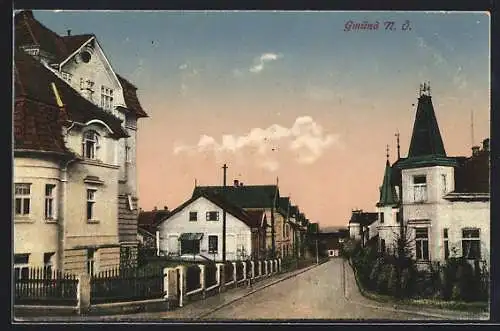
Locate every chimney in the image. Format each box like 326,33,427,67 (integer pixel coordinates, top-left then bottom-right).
234,179,239,187
153,206,158,211
482,138,490,152
67,29,71,36
240,182,243,187
163,206,168,210
472,146,480,156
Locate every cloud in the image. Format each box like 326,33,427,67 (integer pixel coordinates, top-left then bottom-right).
173,116,340,171
249,52,283,73
179,63,188,70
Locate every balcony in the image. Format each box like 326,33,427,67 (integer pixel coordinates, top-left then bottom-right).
412,184,427,203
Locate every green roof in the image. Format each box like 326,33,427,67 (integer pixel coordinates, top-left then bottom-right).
377,160,399,207
192,185,280,209
408,94,446,158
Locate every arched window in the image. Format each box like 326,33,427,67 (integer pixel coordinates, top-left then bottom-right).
83,130,99,160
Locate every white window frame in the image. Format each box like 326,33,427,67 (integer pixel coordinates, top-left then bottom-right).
83,130,100,160
14,183,31,217
415,227,430,261
87,188,97,222
462,228,481,260
412,175,427,203
44,252,55,279
189,211,198,222
127,194,134,211
14,253,30,280
87,248,96,276
443,228,449,260
100,85,114,111
125,144,131,163
206,211,219,221
44,184,56,221
441,174,447,195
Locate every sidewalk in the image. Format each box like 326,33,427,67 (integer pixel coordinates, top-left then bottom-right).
15,262,324,322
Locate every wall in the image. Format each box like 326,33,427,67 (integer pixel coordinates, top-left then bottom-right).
158,197,252,261
14,157,61,269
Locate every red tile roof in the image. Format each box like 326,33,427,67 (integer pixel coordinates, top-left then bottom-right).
15,10,148,119
14,49,129,154
117,75,148,118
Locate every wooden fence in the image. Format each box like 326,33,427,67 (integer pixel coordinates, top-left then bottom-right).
14,268,78,306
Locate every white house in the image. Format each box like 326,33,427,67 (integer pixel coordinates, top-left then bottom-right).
157,191,266,262
376,83,490,267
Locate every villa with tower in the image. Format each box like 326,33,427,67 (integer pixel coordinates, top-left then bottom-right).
353,82,490,267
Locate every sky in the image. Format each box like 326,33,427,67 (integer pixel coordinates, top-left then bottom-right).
31,10,490,227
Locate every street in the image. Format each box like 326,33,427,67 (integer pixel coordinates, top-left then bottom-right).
200,259,488,320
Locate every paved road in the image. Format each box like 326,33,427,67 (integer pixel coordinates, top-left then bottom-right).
201,259,488,320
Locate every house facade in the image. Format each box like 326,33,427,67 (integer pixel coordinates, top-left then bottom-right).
192,181,283,258
157,192,266,262
13,10,147,277
376,83,490,267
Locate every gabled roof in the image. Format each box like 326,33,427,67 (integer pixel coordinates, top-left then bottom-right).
15,10,94,63
245,210,267,229
377,160,399,207
192,185,280,209
15,10,148,120
116,74,148,118
277,197,291,216
14,50,128,154
408,94,446,158
164,190,266,229
138,209,170,233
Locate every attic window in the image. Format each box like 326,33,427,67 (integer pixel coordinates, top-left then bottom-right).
81,50,92,63
413,175,427,185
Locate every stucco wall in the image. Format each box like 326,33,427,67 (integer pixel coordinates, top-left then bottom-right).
158,197,252,261
14,157,61,269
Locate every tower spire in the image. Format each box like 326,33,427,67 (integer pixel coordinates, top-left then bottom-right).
395,130,401,160
386,144,390,162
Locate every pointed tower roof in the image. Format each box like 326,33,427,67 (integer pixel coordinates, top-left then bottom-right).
397,83,457,169
377,160,399,207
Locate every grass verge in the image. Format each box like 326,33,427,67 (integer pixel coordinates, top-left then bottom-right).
346,258,488,313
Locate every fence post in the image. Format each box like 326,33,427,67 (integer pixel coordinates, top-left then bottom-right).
217,263,225,293
264,260,268,276
251,261,255,279
199,264,206,299
232,262,237,287
243,262,247,282
278,258,282,272
163,267,169,300
178,266,186,308
258,261,262,277
274,259,278,273
77,273,91,315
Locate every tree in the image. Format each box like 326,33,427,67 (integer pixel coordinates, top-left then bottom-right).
390,224,417,298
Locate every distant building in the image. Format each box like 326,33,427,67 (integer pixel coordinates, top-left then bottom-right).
318,227,349,257
137,207,170,250
157,191,267,262
348,210,378,246
375,83,490,267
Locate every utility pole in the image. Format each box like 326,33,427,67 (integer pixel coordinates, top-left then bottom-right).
222,164,228,263
315,224,319,264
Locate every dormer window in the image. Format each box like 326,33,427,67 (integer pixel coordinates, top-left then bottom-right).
100,86,114,111
83,130,99,160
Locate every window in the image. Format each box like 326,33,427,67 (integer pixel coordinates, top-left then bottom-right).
441,174,447,195
44,252,54,279
380,212,385,224
87,249,96,275
443,228,449,260
83,130,99,160
100,86,114,111
125,145,131,163
206,211,219,221
14,183,31,216
127,194,134,211
14,254,30,280
412,175,427,202
45,184,55,220
208,235,218,254
189,212,198,222
181,239,200,255
415,228,429,261
462,229,481,260
395,211,400,223
61,71,72,84
87,189,96,221
285,224,290,238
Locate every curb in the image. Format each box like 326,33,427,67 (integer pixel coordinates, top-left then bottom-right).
342,259,489,320
195,260,328,319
